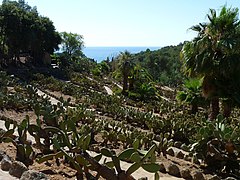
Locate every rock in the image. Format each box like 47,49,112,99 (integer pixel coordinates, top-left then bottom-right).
167,163,180,177
9,161,28,178
166,147,175,156
0,151,6,161
208,175,220,180
174,141,182,148
176,151,184,159
138,177,148,180
180,168,192,179
20,170,49,180
155,135,161,141
184,154,192,162
192,171,204,180
224,178,237,180
1,156,12,171
159,163,166,173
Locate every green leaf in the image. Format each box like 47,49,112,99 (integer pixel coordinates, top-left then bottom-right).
4,121,10,130
142,163,160,173
83,134,91,151
101,148,112,157
142,144,156,162
155,172,160,180
94,154,102,162
112,155,121,173
118,148,135,160
37,154,55,163
105,161,114,169
25,144,33,158
126,162,141,175
118,134,126,142
133,139,140,150
1,129,14,138
76,155,88,166
224,133,231,140
53,137,61,150
130,152,141,163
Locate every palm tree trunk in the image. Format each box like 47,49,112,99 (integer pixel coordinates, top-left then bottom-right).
223,99,232,118
209,97,219,120
191,104,198,114
122,72,128,95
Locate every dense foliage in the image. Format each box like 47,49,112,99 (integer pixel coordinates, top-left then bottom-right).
131,44,184,86
0,0,61,66
181,6,240,119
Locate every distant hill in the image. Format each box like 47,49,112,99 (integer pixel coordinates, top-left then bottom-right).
132,43,184,87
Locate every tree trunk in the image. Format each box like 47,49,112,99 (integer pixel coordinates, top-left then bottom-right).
128,77,134,91
190,104,198,114
223,99,232,118
122,72,128,95
209,97,219,120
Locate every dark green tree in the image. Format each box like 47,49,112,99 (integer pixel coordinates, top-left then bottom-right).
0,0,61,65
181,6,240,119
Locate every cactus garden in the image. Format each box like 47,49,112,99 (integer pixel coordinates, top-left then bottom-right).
1,1,240,180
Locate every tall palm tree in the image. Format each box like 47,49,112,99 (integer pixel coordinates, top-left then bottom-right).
181,6,240,120
117,51,134,95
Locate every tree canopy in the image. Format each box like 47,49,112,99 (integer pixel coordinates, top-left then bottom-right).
60,32,84,59
0,0,61,65
181,6,240,119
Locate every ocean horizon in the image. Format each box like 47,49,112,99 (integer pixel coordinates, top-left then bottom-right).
83,46,160,62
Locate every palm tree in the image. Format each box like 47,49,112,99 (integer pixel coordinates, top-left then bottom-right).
177,78,207,114
117,51,134,95
181,6,240,120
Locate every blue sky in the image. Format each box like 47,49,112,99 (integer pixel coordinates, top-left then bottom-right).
3,0,240,47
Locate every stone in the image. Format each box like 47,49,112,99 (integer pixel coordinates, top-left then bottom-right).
208,175,220,180
176,151,184,159
0,150,6,161
184,154,192,162
167,163,180,177
180,168,192,179
192,171,204,180
1,156,12,171
174,141,182,148
9,161,28,178
20,170,49,180
166,147,175,156
159,163,166,173
155,135,161,141
138,177,148,180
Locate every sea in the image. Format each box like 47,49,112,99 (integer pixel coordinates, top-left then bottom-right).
83,47,160,62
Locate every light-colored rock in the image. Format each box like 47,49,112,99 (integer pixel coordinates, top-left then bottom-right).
138,177,148,180
184,154,191,162
0,151,6,161
20,170,48,180
9,161,28,178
